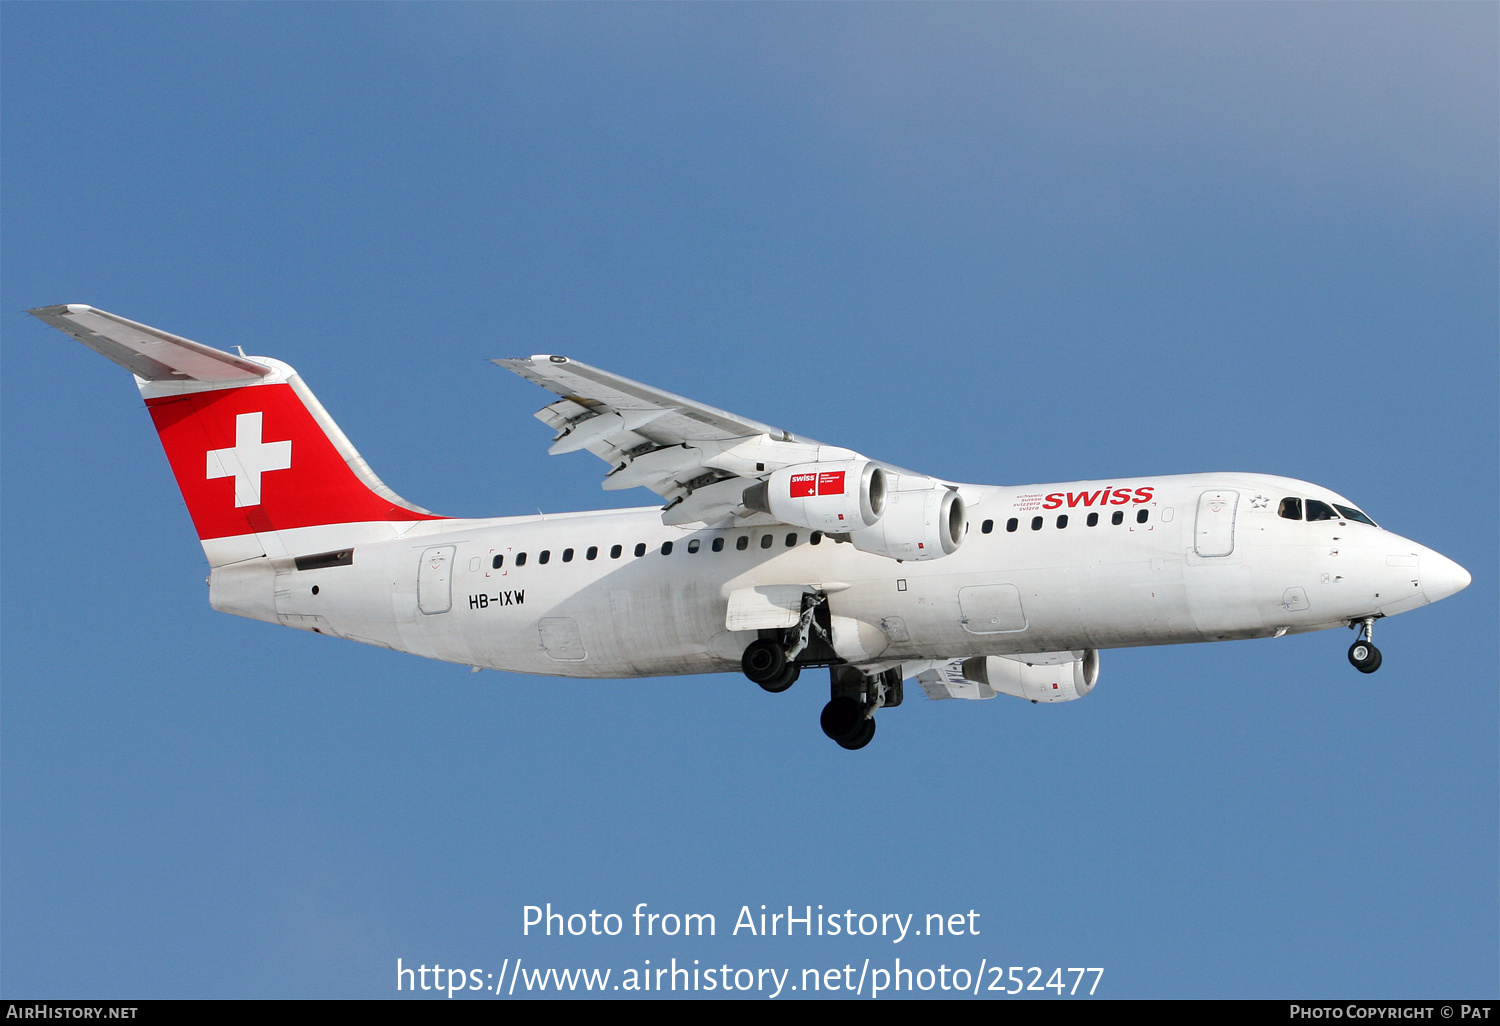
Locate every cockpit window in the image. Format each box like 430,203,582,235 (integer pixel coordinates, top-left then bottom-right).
1305,499,1338,522
1334,504,1377,527
1278,497,1302,520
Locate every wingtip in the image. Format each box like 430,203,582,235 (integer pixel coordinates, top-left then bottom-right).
29,304,100,322
493,355,571,369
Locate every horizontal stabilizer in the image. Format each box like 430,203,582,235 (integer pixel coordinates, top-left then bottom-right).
28,304,271,382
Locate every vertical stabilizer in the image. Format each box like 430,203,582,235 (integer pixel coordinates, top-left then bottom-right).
30,305,447,566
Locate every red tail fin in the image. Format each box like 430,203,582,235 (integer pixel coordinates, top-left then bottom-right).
31,305,445,565
144,373,443,541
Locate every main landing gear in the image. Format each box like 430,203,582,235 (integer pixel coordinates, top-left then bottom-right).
739,592,901,749
1347,616,1383,674
740,592,830,693
742,639,799,692
821,665,902,751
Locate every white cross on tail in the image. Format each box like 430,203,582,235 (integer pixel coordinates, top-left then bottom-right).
206,412,292,507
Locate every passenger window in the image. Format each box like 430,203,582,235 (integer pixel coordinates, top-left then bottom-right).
982,519,994,534
1136,508,1149,524
634,543,646,557
1006,518,1018,533
809,532,822,545
1087,512,1098,527
1278,497,1303,520
516,552,528,566
760,534,773,549
562,548,574,562
1056,515,1068,529
736,535,749,551
1111,511,1124,525
661,541,674,555
786,533,797,547
687,539,700,553
610,544,622,559
1031,516,1043,531
539,550,551,564
712,537,725,552
492,555,504,569
586,546,598,560
1306,499,1337,522
1334,504,1377,527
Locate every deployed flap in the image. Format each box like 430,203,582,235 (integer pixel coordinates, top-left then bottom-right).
29,305,271,382
496,354,841,524
496,354,796,445
725,585,810,631
494,355,954,543
912,659,996,701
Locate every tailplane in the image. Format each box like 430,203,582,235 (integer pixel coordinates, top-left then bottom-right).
30,305,446,566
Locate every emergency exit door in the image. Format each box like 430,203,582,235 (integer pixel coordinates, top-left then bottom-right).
418,545,455,614
1194,491,1239,557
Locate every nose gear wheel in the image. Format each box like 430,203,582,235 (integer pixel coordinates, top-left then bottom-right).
1347,617,1382,674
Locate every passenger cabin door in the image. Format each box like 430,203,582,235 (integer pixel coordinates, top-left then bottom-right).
418,545,455,614
1194,490,1239,557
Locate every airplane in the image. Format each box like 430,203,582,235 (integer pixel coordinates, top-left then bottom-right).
29,304,1472,749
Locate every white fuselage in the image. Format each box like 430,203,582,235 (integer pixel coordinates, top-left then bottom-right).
207,472,1465,679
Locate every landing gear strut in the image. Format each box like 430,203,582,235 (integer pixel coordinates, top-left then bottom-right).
1348,616,1382,674
821,665,902,750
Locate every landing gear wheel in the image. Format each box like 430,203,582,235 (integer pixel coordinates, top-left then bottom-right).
820,696,865,743
742,639,791,688
1348,641,1383,674
836,718,876,750
758,663,800,693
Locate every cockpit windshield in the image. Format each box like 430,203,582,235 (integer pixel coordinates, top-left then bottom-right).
1306,499,1338,522
1278,496,1377,527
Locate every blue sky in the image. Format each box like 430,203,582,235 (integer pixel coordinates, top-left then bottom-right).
3,3,1495,999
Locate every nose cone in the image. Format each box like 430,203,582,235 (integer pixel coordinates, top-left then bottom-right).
1424,550,1472,604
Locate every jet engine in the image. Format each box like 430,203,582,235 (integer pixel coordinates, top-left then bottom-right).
959,649,1099,702
847,477,965,561
742,460,886,531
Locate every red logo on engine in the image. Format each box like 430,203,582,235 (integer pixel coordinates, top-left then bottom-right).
791,471,846,498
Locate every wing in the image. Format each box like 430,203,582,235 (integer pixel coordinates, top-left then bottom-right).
495,355,971,559
495,355,855,525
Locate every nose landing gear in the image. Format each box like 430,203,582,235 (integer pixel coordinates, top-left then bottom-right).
1348,617,1382,674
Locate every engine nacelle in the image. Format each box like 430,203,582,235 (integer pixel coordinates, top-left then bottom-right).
960,649,1099,702
743,459,886,531
847,479,965,561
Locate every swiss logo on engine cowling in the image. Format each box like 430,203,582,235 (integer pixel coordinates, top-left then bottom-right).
790,471,846,497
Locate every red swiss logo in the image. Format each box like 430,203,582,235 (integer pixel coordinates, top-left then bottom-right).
790,471,846,498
